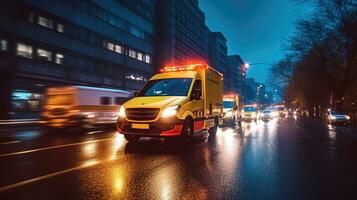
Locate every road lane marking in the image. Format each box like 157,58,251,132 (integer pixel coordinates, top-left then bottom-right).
0,141,21,145
0,159,105,192
86,130,103,135
0,121,39,125
0,138,115,158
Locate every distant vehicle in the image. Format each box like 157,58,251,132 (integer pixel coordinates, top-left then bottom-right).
242,105,258,122
327,110,351,125
223,94,240,126
117,63,224,142
274,105,288,117
39,86,132,130
260,110,278,121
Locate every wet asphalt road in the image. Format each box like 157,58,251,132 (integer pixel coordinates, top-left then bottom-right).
0,117,357,200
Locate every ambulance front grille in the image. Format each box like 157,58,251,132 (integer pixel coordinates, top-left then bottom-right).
126,108,160,121
50,108,67,116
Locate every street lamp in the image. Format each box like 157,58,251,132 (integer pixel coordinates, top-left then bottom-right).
244,63,250,69
243,63,270,70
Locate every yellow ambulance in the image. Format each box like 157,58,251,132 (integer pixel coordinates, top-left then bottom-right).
117,63,223,142
223,94,240,126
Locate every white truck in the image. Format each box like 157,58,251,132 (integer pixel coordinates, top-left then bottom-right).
39,86,132,130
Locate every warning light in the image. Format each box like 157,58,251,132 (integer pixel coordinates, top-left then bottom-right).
224,94,239,99
160,63,209,73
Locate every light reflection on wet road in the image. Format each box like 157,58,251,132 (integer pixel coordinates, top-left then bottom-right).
0,117,357,199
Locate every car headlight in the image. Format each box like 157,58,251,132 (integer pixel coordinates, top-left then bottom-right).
225,111,232,117
161,105,179,118
346,116,350,120
331,116,336,120
83,112,95,118
118,106,125,118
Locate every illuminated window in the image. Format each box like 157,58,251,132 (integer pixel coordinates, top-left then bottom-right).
145,55,151,63
115,45,122,54
12,89,43,112
16,43,33,58
55,53,64,64
57,23,64,33
129,49,136,58
38,16,53,29
0,39,7,51
100,97,111,105
37,48,52,61
137,52,143,61
126,74,144,81
107,42,114,51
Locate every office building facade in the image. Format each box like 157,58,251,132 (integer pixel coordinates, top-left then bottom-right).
226,55,245,95
154,0,210,67
0,0,155,119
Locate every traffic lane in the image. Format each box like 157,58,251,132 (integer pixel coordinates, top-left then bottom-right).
0,133,125,188
0,120,286,199
0,127,116,155
284,117,357,199
2,118,357,199
296,117,357,154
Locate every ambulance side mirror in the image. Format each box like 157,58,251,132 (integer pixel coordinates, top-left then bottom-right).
190,90,201,101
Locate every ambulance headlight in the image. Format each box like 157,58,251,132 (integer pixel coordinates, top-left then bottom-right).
162,105,179,118
225,111,233,117
118,106,126,118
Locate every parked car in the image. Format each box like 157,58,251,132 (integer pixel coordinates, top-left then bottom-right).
327,110,351,125
260,110,278,121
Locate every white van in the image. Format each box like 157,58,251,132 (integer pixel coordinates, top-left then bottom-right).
39,86,132,129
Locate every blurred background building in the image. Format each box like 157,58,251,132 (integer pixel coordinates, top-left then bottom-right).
245,78,271,106
0,0,155,119
0,0,246,119
226,55,246,96
154,0,210,67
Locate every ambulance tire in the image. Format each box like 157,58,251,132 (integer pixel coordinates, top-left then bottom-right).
209,117,218,135
181,118,193,141
231,116,236,127
124,134,140,142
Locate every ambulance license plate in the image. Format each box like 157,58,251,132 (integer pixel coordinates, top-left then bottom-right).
131,123,149,129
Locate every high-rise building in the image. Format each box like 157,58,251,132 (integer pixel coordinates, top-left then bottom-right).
208,32,227,73
0,0,246,120
0,0,155,119
245,78,257,103
226,55,245,95
154,0,210,67
208,31,228,92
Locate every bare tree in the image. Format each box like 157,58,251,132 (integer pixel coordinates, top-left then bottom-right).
273,0,357,112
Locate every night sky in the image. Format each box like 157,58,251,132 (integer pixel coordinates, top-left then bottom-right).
199,0,311,85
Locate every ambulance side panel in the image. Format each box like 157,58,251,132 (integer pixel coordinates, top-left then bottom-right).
203,68,223,118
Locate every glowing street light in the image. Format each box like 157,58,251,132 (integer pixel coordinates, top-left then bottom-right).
243,63,270,70
244,63,250,69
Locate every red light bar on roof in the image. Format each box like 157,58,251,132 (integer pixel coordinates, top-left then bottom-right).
160,63,208,72
224,94,239,98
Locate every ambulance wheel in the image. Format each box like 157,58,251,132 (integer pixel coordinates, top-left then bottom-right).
124,134,140,142
231,116,236,127
181,118,193,140
209,117,218,134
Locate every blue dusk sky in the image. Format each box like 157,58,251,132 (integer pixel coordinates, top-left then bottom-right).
199,0,312,85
